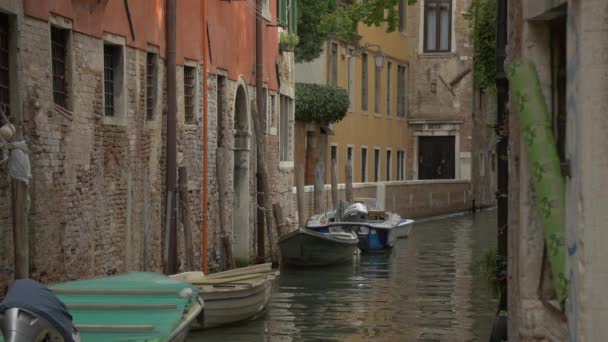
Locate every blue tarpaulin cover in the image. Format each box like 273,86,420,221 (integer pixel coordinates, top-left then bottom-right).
0,279,75,342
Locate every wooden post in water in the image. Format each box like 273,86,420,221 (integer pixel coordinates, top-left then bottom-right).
2,104,29,280
331,158,338,210
314,134,327,214
295,165,306,226
272,203,287,238
314,162,324,214
12,180,28,279
178,166,194,271
217,146,235,269
345,160,353,204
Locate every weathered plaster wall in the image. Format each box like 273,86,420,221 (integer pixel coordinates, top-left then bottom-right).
565,0,608,340
507,0,569,339
506,0,608,340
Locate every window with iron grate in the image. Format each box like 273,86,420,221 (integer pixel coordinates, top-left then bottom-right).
103,45,116,116
51,26,69,108
184,66,196,124
146,52,158,121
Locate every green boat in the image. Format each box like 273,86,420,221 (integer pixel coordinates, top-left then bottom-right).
0,272,204,342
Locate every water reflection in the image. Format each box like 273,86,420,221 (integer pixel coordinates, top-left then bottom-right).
188,210,497,341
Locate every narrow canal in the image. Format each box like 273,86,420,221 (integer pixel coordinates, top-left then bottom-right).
189,209,498,341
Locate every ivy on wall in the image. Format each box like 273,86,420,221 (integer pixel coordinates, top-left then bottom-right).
464,0,496,91
295,83,349,123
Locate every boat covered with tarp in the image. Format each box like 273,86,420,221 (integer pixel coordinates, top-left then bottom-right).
1,272,203,342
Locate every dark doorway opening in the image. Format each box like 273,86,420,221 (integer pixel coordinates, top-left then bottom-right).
418,136,455,179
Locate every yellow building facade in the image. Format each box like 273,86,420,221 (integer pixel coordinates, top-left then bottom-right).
320,22,413,184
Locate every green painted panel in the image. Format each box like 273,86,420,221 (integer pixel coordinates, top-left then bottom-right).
508,60,568,307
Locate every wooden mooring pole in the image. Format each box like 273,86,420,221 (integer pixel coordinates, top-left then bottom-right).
331,158,338,210
178,166,194,271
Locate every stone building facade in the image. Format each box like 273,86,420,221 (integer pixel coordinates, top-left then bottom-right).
405,0,475,182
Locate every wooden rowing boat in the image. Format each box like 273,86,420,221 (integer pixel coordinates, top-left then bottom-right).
172,263,277,329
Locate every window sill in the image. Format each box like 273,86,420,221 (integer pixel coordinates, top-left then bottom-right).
418,52,457,59
373,113,382,119
103,115,127,127
279,161,294,170
144,118,159,130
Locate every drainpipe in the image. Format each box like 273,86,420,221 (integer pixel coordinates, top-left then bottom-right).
255,0,266,262
495,0,509,311
165,0,178,275
201,0,209,274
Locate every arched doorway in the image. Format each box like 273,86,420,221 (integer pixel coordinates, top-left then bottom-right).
232,83,251,260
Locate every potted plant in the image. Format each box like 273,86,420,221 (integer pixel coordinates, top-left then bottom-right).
279,32,299,52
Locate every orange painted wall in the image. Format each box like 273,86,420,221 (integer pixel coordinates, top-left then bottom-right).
24,0,202,64
206,0,279,91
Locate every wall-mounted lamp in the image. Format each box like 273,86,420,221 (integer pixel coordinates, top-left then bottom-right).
374,50,385,68
352,43,385,68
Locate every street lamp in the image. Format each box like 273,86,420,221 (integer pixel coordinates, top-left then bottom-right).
374,50,385,68
355,43,385,68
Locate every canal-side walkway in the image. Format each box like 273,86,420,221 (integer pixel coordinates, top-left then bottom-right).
189,209,498,341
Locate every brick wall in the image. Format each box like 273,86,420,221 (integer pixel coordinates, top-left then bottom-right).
0,15,207,291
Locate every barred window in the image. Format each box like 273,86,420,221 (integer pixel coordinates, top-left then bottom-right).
386,149,392,181
397,65,408,117
361,53,368,111
397,151,405,181
386,62,392,116
51,26,68,108
361,147,368,182
146,52,158,120
374,148,380,182
279,95,293,162
184,66,196,124
103,45,117,116
0,14,10,117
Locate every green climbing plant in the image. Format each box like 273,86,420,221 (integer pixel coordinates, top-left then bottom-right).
463,0,496,92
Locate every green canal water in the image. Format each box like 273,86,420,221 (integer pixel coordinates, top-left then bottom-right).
188,210,498,341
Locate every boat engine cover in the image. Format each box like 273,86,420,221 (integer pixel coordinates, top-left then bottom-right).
0,279,77,342
342,203,368,222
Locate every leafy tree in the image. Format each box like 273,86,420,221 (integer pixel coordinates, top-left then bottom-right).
295,0,336,63
296,0,417,63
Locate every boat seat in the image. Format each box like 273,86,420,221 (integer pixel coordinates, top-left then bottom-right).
66,304,178,310
367,210,386,217
76,324,155,332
